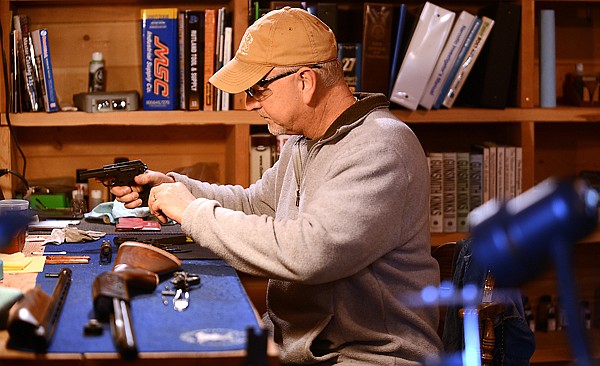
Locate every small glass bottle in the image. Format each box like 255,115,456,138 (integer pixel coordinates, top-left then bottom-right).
522,295,536,332
581,300,592,330
88,51,105,92
547,300,557,331
89,189,103,211
482,270,495,303
72,188,88,215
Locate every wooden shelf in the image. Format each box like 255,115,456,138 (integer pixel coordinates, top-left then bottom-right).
3,106,598,129
393,107,600,123
2,110,265,127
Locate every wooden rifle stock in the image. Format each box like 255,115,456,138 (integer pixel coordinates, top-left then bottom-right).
92,241,182,360
7,267,72,352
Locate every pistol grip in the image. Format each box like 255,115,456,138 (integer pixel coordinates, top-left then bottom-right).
139,186,150,206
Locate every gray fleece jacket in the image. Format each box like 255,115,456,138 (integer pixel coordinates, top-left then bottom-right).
170,93,443,365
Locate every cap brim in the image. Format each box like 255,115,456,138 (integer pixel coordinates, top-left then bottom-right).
209,58,272,94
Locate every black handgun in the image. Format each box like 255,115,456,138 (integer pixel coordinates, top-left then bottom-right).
78,160,150,205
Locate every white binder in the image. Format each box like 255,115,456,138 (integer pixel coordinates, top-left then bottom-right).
389,2,455,110
419,11,476,110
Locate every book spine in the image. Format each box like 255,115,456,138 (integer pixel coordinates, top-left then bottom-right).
428,152,444,233
215,7,226,111
456,152,470,232
390,2,455,110
442,151,457,233
488,145,497,201
540,9,556,108
338,43,362,92
178,11,188,110
433,17,482,109
188,10,204,110
515,146,523,196
361,3,394,96
141,8,179,110
474,3,522,109
203,9,217,111
469,150,483,212
419,11,475,110
30,29,48,112
221,26,233,111
33,29,58,112
496,145,505,201
250,134,274,183
10,30,19,113
482,146,490,202
442,16,495,108
317,3,338,37
388,3,408,97
504,146,516,200
15,15,43,112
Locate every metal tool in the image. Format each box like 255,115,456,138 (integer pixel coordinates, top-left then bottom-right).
167,271,200,312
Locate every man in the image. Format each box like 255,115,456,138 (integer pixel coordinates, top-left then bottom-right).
113,7,442,365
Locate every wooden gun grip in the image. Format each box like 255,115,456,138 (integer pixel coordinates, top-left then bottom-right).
7,267,72,352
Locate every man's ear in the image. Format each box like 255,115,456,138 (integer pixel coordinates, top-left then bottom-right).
298,67,317,103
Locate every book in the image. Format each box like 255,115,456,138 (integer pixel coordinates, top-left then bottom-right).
442,151,457,232
469,147,483,213
419,10,476,110
337,43,362,92
203,8,217,111
496,145,505,200
179,10,204,111
504,145,516,200
361,3,394,95
456,151,470,232
178,11,186,109
433,17,482,109
141,8,179,110
455,3,521,109
388,3,411,97
31,29,59,112
441,16,495,108
317,3,338,36
13,15,43,112
428,152,444,233
389,2,455,110
215,7,227,111
487,143,497,201
220,26,233,110
250,134,274,183
515,146,522,196
10,30,20,113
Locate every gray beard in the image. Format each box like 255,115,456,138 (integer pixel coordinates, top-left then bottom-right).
268,122,286,136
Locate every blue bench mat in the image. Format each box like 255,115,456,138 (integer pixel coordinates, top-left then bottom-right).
32,237,260,354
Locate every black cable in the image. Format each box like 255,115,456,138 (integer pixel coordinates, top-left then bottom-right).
0,168,29,189
0,168,30,200
0,17,28,179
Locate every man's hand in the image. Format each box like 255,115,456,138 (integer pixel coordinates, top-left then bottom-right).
148,182,195,224
110,170,175,208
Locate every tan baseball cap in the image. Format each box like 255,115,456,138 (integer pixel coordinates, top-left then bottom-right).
209,7,338,94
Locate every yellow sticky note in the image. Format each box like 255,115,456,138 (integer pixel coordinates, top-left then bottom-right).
0,253,45,273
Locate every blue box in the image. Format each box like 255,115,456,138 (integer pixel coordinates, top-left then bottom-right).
141,8,179,110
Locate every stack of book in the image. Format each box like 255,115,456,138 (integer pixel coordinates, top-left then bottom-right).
10,8,234,113
427,142,522,233
11,15,58,113
142,7,233,111
389,2,496,110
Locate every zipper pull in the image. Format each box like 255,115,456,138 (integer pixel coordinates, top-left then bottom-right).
296,189,300,207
